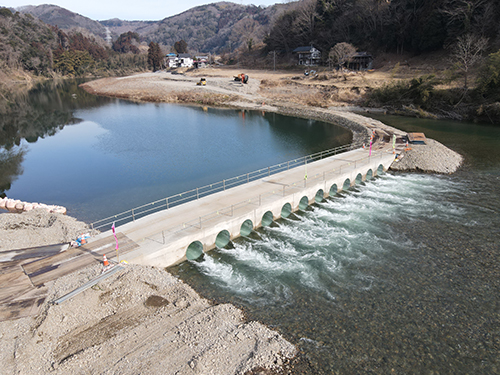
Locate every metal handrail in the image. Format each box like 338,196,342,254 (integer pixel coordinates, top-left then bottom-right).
90,141,364,232
142,150,389,244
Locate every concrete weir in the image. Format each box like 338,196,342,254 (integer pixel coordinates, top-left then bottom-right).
94,146,396,268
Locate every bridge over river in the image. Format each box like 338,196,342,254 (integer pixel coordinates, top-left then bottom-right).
90,138,398,268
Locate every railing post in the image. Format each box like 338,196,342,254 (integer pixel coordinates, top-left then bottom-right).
197,188,199,200
268,166,270,176
223,180,225,191
132,209,135,222
247,173,249,183
162,230,165,244
199,217,202,228
166,197,169,209
287,161,289,170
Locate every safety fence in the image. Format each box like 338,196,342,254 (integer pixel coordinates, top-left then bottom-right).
141,148,388,244
90,140,373,234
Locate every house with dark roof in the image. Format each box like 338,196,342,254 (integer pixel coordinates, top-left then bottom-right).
348,52,373,70
293,46,321,66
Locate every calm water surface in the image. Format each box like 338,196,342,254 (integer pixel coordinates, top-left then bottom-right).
171,115,500,374
0,80,350,222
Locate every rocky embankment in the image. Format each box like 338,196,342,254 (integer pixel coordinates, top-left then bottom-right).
0,209,87,251
390,138,463,174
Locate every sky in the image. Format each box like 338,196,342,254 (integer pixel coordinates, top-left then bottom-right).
2,0,285,21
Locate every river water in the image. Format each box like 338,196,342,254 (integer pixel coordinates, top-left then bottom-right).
0,80,350,222
170,115,500,374
1,82,498,373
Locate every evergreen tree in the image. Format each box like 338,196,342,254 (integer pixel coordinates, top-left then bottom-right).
148,42,162,72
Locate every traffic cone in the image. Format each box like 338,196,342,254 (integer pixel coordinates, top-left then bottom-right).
103,254,109,267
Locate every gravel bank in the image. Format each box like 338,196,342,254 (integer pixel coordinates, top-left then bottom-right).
0,210,89,251
0,210,296,374
390,138,463,174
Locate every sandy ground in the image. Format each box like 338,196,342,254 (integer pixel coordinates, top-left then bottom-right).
0,210,296,375
80,67,387,109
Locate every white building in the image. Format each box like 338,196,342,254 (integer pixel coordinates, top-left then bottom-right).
165,53,194,68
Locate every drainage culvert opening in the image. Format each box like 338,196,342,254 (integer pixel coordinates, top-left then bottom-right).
215,230,230,248
329,184,338,196
315,189,324,203
342,178,351,191
299,196,309,210
377,164,384,175
355,173,362,184
186,241,204,260
281,203,292,218
240,219,253,237
262,211,274,227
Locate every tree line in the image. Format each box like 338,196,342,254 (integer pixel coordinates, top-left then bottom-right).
0,8,148,77
265,0,500,57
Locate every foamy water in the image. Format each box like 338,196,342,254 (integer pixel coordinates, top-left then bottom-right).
171,168,499,374
189,173,465,303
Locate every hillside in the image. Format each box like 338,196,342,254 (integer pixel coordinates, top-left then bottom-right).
144,2,287,53
17,2,289,54
18,4,107,38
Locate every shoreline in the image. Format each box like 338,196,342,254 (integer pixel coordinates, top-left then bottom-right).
0,210,296,375
81,70,463,174
1,70,464,374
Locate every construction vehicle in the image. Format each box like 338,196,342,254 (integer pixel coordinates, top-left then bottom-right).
196,77,206,86
234,73,249,84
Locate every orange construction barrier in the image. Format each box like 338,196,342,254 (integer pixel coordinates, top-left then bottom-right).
103,254,109,267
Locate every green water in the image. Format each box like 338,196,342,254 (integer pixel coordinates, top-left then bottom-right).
170,115,500,374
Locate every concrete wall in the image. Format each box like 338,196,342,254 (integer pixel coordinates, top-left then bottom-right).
128,156,392,268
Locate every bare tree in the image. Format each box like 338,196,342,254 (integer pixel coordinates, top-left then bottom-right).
450,33,488,89
329,42,356,69
294,0,318,43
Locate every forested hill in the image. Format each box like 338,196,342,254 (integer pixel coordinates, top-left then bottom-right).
18,4,107,38
143,2,285,53
266,0,500,56
15,2,287,54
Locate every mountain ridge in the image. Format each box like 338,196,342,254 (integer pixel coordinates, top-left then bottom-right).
15,2,287,53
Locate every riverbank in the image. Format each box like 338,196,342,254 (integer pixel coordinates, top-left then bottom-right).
0,210,296,374
81,68,463,173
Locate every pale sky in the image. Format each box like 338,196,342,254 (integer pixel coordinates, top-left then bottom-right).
2,0,285,21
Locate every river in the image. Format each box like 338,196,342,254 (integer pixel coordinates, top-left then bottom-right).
1,82,498,373
170,115,500,374
0,80,350,222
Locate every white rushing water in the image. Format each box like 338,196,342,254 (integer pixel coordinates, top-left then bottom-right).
190,173,467,305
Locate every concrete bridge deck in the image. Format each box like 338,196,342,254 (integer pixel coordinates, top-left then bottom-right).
93,143,397,268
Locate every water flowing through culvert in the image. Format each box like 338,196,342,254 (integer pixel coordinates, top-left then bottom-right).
170,172,497,374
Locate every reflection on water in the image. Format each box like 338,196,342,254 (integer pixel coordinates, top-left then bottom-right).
0,79,112,197
0,81,351,220
171,116,500,374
